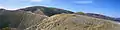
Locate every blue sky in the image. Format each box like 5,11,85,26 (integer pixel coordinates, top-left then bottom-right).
0,0,120,18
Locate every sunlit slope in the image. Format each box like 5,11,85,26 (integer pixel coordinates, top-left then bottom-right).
35,14,120,30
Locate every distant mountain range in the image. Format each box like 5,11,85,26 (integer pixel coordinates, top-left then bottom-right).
0,6,120,30
0,6,74,29
0,6,120,22
85,13,120,22
75,12,120,22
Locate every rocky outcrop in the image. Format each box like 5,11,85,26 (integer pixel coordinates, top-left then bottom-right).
24,14,120,30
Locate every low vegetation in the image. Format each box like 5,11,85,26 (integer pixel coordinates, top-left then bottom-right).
76,12,85,15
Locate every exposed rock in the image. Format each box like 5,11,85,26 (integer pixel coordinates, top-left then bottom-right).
33,14,120,30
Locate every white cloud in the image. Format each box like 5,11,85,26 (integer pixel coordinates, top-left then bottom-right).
0,5,5,8
74,1,93,4
0,4,17,10
0,6,4,8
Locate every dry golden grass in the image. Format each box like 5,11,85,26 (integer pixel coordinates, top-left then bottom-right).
37,14,120,30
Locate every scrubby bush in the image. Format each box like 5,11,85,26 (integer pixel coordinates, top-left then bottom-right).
76,12,85,15
2,27,9,30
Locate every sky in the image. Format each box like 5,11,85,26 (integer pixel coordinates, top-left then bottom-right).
0,0,120,18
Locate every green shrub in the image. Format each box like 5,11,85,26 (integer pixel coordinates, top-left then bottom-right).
77,12,85,15
2,27,9,30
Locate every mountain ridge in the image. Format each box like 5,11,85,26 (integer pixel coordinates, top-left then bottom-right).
0,6,120,30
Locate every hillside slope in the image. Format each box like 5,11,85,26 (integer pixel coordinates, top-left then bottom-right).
0,6,74,29
0,6,120,30
18,6,74,16
24,14,120,30
17,12,47,30
75,12,120,22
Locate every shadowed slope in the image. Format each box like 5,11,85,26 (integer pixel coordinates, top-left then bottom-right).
18,6,74,16
17,12,48,30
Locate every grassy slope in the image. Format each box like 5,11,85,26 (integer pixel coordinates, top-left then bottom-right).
37,14,120,30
